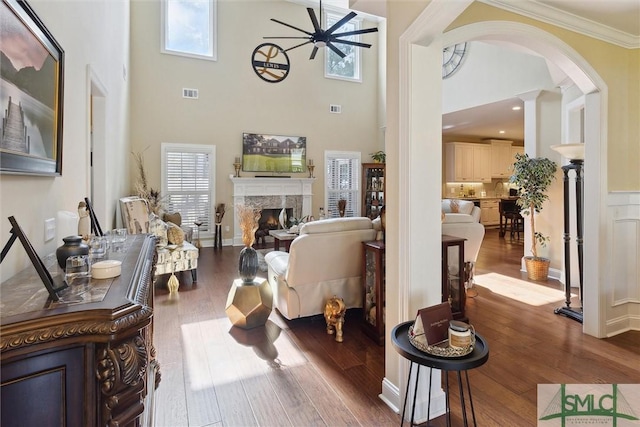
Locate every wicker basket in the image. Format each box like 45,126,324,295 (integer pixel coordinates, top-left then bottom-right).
525,257,550,281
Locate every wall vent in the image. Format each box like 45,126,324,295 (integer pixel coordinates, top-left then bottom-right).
329,104,342,114
182,88,199,99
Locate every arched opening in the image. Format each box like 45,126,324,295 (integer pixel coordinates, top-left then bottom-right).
383,6,608,420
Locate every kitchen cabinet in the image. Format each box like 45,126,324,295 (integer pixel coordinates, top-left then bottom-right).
473,144,492,182
490,140,514,178
480,198,500,226
511,145,524,161
362,163,385,219
445,142,491,183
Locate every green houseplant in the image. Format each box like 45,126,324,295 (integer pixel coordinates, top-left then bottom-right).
509,153,558,280
370,150,386,163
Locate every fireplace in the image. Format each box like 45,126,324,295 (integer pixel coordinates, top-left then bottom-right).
259,208,292,230
230,176,315,246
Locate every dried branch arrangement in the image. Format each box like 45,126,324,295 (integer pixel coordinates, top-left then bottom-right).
132,150,165,215
236,203,262,247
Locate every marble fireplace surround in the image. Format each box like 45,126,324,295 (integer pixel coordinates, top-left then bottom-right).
230,175,315,246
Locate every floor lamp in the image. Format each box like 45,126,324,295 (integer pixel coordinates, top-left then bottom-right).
551,144,585,323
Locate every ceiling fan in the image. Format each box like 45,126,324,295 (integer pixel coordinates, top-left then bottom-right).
264,0,378,60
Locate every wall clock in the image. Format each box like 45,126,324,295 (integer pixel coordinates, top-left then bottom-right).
251,43,290,83
442,42,467,79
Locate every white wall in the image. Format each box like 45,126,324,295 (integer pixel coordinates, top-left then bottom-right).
0,0,130,280
443,41,557,114
129,0,382,243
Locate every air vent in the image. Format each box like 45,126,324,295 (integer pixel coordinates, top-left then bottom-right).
330,104,342,114
182,88,199,99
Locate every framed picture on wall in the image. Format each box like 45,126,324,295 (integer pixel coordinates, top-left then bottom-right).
0,0,65,176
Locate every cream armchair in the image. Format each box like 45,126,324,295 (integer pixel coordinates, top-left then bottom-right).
119,196,199,291
441,199,485,284
264,217,377,320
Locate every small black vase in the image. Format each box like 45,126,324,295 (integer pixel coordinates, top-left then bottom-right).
56,235,89,269
238,246,259,283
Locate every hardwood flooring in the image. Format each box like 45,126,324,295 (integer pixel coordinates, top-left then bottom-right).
152,228,640,427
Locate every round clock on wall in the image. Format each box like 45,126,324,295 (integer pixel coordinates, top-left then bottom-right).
251,43,290,83
442,42,467,79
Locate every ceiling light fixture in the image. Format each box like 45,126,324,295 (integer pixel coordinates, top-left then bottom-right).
512,106,522,111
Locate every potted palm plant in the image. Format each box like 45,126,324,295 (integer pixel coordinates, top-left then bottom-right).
509,153,558,281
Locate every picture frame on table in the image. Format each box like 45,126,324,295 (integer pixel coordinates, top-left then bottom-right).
1,0,65,176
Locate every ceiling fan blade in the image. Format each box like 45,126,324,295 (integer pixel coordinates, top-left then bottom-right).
307,8,321,32
329,38,372,48
325,11,357,35
283,40,313,52
332,27,379,38
264,36,311,39
270,18,313,36
309,46,319,60
326,42,346,58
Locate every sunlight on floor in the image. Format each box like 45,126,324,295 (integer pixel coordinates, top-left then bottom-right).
474,272,576,306
181,318,306,390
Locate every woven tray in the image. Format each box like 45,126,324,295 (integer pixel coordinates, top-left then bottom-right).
408,325,475,358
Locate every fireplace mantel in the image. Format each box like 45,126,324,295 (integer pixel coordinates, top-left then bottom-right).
230,175,315,246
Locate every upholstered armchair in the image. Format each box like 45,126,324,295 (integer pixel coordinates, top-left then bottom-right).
119,196,199,291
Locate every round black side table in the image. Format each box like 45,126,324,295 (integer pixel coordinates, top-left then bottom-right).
391,321,489,427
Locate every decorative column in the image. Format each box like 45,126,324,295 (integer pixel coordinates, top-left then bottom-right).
551,144,584,323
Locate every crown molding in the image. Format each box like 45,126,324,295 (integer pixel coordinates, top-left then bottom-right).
480,0,639,49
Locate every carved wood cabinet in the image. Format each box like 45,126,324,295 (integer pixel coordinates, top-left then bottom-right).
0,234,159,427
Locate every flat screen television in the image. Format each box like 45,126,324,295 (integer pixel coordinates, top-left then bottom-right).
242,133,306,173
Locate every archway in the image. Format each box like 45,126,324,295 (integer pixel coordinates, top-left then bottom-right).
383,4,608,421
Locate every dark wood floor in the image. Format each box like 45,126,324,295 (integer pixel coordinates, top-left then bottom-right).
152,228,640,427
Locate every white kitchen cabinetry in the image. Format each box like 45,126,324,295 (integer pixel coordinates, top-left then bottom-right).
480,198,500,226
445,142,491,183
511,145,524,161
490,140,514,178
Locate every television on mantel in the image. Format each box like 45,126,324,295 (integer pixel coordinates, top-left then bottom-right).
242,133,306,174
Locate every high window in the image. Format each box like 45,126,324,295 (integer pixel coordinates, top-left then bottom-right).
324,11,361,82
325,151,361,218
161,0,217,61
161,143,216,236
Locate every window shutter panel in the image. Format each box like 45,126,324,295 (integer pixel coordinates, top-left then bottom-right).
164,147,212,232
325,153,360,218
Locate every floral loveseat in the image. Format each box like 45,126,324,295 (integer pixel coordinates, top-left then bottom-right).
119,196,199,291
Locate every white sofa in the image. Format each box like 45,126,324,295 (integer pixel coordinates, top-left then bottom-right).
264,217,377,320
441,199,485,276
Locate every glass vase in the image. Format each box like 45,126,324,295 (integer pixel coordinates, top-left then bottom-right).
238,246,259,283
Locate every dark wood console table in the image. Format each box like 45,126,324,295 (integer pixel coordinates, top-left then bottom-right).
442,235,467,321
1,234,159,427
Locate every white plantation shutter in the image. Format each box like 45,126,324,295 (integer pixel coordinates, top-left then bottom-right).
162,143,216,233
325,151,361,218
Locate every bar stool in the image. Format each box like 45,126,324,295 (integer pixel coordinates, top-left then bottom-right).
504,212,523,239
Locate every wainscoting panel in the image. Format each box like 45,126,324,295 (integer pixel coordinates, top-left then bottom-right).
606,191,640,335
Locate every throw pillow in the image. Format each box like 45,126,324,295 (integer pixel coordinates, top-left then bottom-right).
450,199,460,213
149,214,168,247
167,221,185,245
163,212,182,226
457,200,475,215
